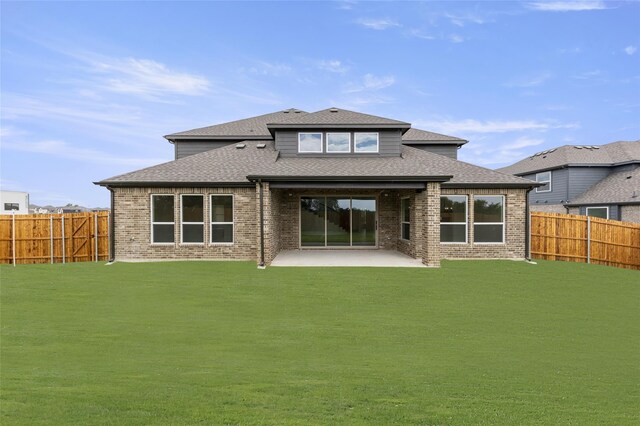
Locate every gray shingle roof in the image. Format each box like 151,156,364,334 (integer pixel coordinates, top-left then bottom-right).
165,109,307,139
97,141,535,188
402,128,467,144
497,140,640,175
267,107,410,127
568,167,640,206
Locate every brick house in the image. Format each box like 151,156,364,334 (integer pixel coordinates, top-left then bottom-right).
96,108,538,267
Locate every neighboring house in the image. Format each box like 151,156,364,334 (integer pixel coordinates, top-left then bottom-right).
498,141,640,223
96,108,537,267
0,191,29,215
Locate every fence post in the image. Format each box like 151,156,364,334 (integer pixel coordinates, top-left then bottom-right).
50,215,54,264
94,213,98,262
61,215,66,264
12,212,16,267
587,216,591,264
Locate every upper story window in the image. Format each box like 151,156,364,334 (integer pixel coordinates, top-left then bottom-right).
326,133,350,153
536,171,551,192
298,133,323,153
354,132,379,153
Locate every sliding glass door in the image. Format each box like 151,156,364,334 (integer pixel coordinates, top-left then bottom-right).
300,196,376,247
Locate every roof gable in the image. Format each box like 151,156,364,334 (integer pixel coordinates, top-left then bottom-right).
402,128,467,144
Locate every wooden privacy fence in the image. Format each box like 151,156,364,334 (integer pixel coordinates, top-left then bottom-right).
0,212,110,265
530,212,640,270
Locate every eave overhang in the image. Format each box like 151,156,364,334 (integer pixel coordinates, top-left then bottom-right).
94,181,255,188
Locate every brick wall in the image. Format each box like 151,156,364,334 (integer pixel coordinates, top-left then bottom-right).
439,188,527,259
620,205,640,223
112,187,257,261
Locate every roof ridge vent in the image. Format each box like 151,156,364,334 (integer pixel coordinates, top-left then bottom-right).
329,108,339,113
236,143,246,149
575,146,583,149
256,143,266,149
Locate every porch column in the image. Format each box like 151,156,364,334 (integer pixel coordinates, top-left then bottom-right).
422,182,441,267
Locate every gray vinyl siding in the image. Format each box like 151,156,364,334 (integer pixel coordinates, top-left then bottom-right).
175,140,238,159
404,144,458,159
525,168,569,205
275,129,402,157
579,205,620,220
567,167,611,200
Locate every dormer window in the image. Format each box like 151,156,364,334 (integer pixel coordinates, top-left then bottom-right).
298,132,323,153
326,133,351,153
354,132,379,153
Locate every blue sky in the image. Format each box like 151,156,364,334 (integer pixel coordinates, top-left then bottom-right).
1,1,639,207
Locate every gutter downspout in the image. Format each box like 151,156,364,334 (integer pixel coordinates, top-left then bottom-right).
258,179,265,268
108,186,115,263
525,187,533,261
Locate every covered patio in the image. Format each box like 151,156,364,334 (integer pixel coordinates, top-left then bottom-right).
270,249,426,267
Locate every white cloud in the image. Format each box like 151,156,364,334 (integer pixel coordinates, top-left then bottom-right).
624,45,637,55
460,137,547,166
505,72,552,88
444,12,490,27
355,18,401,30
509,136,546,149
413,118,579,134
407,29,436,40
572,70,602,80
449,34,465,43
91,57,210,97
3,138,165,167
317,59,349,73
526,1,607,11
239,60,292,76
344,73,395,93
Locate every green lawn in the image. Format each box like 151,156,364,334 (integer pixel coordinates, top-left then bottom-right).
1,260,639,425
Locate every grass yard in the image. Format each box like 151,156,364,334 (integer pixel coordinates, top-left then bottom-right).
1,260,639,425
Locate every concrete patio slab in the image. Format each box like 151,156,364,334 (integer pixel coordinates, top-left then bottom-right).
270,249,426,267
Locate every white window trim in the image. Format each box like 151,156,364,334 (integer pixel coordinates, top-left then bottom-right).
440,195,468,244
298,132,323,153
536,171,552,193
210,194,234,245
326,132,351,153
400,197,410,241
586,206,609,219
150,194,175,245
474,195,505,245
354,132,379,153
180,194,205,245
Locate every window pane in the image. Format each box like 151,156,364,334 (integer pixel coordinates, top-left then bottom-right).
402,223,410,240
352,198,376,246
474,196,503,223
355,133,378,152
474,224,503,243
153,195,174,222
299,133,322,152
586,208,608,219
536,171,550,182
441,224,466,243
182,195,203,222
441,196,466,223
326,198,351,246
183,224,204,243
211,196,232,222
211,224,233,243
301,197,325,246
537,181,550,192
327,133,350,152
153,224,174,243
401,198,410,222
